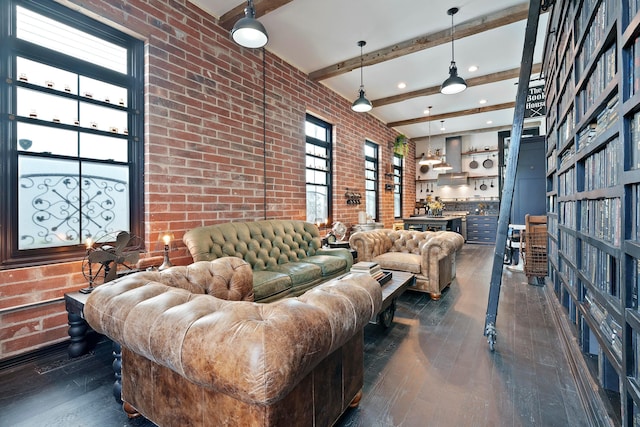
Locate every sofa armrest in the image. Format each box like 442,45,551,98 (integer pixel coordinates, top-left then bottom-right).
348,230,391,262
84,273,381,406
315,247,353,270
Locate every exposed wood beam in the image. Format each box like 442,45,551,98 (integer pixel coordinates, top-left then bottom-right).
309,3,530,82
388,102,515,128
373,63,542,107
411,120,542,140
218,0,294,31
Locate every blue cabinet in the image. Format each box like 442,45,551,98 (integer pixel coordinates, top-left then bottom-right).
466,215,497,244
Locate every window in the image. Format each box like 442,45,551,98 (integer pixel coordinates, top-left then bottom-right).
393,155,403,218
305,115,332,225
1,0,144,267
365,141,379,221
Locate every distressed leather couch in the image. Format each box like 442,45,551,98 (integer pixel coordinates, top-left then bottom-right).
84,257,382,427
183,220,353,302
349,229,464,299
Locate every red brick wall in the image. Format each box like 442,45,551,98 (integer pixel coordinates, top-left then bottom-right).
0,0,415,360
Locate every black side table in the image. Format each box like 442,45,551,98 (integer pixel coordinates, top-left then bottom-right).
64,291,122,403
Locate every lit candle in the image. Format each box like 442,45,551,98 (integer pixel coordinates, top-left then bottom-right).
162,234,171,246
86,237,92,250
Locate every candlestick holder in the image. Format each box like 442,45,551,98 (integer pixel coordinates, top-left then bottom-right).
158,232,174,271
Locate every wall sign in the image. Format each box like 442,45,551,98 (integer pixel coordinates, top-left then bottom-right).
525,83,546,118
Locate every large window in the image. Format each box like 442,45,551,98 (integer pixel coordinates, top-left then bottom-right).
1,1,144,267
305,115,332,225
365,141,379,221
394,155,403,218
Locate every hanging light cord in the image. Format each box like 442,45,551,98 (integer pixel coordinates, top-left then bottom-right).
450,12,455,63
359,43,364,89
262,47,267,220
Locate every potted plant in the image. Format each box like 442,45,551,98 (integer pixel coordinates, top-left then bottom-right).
393,134,409,157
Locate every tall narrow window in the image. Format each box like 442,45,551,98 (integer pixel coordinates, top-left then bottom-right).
365,141,379,221
394,155,403,218
305,115,332,225
1,0,144,267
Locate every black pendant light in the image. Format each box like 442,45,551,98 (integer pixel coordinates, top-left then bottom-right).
440,7,467,95
231,0,269,49
352,41,373,113
421,106,441,165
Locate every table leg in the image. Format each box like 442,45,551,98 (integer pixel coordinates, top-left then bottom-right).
67,311,88,358
378,299,396,328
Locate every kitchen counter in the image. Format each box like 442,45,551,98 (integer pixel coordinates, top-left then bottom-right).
403,215,462,234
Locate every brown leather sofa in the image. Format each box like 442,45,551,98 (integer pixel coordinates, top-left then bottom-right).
84,257,382,427
183,220,353,302
349,229,464,299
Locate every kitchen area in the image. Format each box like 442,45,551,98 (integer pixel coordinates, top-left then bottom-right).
409,132,506,244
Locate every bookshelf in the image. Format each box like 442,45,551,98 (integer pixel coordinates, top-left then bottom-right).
544,0,640,424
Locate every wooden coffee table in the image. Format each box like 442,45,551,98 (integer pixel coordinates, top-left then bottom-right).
376,270,415,327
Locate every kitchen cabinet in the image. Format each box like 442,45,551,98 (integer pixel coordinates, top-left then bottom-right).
466,215,497,244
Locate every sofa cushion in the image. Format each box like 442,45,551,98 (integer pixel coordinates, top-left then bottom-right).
304,255,347,277
373,252,421,274
271,262,322,286
252,271,292,301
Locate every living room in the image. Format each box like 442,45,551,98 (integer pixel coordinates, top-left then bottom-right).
1,0,637,425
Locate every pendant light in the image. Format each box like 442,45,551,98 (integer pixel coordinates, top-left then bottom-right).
231,0,269,49
421,106,441,165
433,155,453,171
440,7,467,95
352,41,373,112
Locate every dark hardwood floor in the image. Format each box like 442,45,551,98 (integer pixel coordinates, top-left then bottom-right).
0,245,590,427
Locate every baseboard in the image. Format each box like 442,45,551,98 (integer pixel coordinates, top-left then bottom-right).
543,281,616,427
0,340,70,371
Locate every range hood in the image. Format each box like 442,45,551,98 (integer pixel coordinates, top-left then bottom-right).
437,172,469,186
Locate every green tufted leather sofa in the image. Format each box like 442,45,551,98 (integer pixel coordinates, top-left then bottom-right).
182,220,353,301
349,229,464,300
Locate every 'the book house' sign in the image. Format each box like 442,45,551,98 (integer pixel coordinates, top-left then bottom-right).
525,83,546,118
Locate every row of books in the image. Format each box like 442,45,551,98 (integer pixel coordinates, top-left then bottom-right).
584,290,622,361
560,230,576,264
633,184,640,241
558,109,575,148
579,197,621,246
582,137,620,191
559,257,577,289
575,0,617,76
629,110,640,170
547,148,557,172
578,43,617,117
576,95,619,152
559,200,577,229
558,167,575,196
581,240,620,298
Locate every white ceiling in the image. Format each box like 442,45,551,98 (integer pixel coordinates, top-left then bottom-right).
190,0,549,139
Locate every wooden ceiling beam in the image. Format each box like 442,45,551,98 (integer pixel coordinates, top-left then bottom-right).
373,63,542,107
308,2,530,82
387,102,515,128
218,0,294,31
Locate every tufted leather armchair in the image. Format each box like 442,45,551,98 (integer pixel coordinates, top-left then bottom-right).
85,257,382,427
349,229,464,299
183,220,353,301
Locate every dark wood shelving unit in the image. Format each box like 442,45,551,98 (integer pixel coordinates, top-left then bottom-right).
544,0,640,425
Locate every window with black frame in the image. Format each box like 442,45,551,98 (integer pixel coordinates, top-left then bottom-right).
394,154,403,218
0,0,144,267
365,141,379,221
305,115,332,226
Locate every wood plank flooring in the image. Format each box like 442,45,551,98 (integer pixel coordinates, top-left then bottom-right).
0,245,590,427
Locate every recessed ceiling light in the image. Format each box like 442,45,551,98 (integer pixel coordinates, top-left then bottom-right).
468,65,479,72
486,120,493,124
397,82,406,89
423,107,431,115
479,99,487,104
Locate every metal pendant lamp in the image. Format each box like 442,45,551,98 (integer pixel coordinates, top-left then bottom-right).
231,0,269,49
440,7,467,95
421,106,441,165
352,41,373,113
433,155,453,171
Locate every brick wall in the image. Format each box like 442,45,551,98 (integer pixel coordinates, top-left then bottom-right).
0,0,415,361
